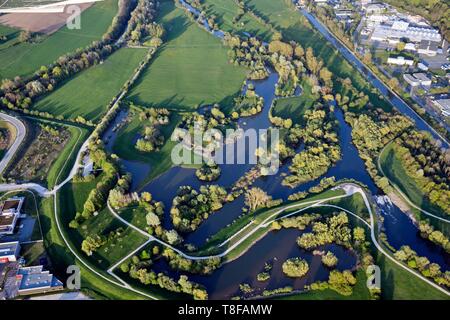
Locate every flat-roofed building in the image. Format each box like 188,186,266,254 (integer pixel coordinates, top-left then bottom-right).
387,55,414,66
16,266,64,296
403,73,432,87
371,21,441,45
432,99,450,117
0,241,20,263
418,40,439,56
0,197,24,236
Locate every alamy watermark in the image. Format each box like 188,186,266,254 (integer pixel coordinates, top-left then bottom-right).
66,5,82,30
171,123,281,175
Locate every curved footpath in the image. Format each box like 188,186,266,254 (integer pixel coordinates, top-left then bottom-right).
0,112,26,175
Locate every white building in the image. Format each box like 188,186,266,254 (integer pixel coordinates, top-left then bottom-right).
387,55,414,66
403,73,432,87
433,99,450,117
0,241,21,263
0,197,24,236
417,40,439,57
371,21,441,44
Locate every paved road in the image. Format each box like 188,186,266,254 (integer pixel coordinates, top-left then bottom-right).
0,112,26,175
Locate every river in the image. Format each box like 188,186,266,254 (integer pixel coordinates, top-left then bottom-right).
102,0,449,299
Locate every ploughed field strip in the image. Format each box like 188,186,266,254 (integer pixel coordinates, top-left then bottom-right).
0,0,117,79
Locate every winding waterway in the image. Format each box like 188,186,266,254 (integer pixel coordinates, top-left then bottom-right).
103,0,449,298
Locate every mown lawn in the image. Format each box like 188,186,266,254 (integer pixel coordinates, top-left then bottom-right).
0,0,118,80
58,179,147,270
271,78,319,124
127,0,247,111
202,0,274,41
33,48,148,122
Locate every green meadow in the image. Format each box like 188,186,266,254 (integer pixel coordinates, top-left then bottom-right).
202,0,274,41
0,0,117,80
33,48,148,122
126,1,247,111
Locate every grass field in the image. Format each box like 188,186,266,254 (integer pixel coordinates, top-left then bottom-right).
271,78,319,124
38,196,150,300
202,0,274,41
33,48,148,122
0,0,118,80
58,179,147,270
127,1,247,111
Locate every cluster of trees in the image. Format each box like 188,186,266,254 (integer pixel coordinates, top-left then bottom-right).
283,105,340,187
107,174,133,209
125,251,208,299
418,221,450,253
232,83,264,117
69,143,119,228
176,106,231,142
395,131,450,214
170,185,228,232
282,257,309,278
162,247,221,275
297,212,352,250
135,107,170,152
394,245,450,288
126,0,162,46
321,251,338,268
195,162,221,181
271,213,320,231
0,0,138,120
81,235,106,256
223,33,269,80
346,109,412,193
244,187,274,212
256,262,272,282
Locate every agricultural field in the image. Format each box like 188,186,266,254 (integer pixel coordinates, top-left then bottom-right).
33,48,148,122
126,1,248,111
0,0,117,80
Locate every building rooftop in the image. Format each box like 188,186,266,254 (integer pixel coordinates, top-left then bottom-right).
0,241,20,257
17,266,63,292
